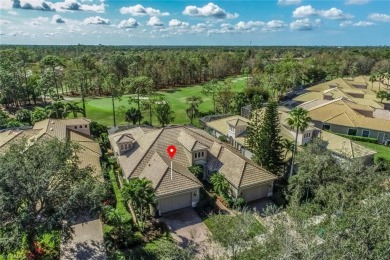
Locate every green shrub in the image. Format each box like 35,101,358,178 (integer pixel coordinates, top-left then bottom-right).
233,197,246,209
218,135,228,142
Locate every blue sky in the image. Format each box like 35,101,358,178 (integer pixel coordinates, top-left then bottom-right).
0,0,389,45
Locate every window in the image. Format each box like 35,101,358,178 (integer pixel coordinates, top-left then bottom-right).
348,129,357,136
322,124,330,130
194,152,198,159
74,126,77,129
125,144,128,149
304,132,311,138
85,125,88,128
80,125,83,128
201,151,204,157
362,130,370,138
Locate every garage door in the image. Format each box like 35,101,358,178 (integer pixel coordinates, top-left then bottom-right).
158,192,192,214
241,184,269,202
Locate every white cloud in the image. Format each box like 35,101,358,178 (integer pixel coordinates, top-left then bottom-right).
147,16,163,27
290,18,321,30
118,18,139,29
346,0,370,4
293,5,353,20
52,15,65,24
278,0,302,6
352,21,374,26
84,16,110,25
368,13,390,22
235,20,264,30
0,19,11,25
25,16,49,26
120,4,169,16
168,19,189,28
191,23,211,33
45,32,56,37
183,3,238,19
1,0,105,13
293,5,316,17
319,8,353,20
265,20,287,30
340,20,374,27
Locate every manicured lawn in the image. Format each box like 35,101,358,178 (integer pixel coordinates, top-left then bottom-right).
69,76,247,127
204,214,265,238
356,141,390,162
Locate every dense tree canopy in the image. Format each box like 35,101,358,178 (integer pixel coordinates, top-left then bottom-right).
0,138,105,257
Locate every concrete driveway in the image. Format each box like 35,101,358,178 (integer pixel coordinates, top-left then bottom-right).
60,218,106,260
162,208,209,247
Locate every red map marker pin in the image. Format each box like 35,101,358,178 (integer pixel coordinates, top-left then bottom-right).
167,145,177,159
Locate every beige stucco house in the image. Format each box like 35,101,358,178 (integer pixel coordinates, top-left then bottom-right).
0,118,102,177
298,97,390,145
109,125,277,214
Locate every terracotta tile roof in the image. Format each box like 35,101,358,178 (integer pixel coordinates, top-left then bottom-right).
110,126,276,192
319,130,376,159
116,134,135,144
301,99,390,132
0,119,102,178
139,152,202,197
205,115,249,136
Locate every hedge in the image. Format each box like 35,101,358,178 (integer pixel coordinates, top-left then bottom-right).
337,133,377,143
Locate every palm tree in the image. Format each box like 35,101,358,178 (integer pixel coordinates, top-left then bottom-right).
121,178,157,231
376,90,389,103
103,73,121,127
281,138,295,161
186,96,203,125
210,173,229,195
64,101,84,118
286,107,311,177
46,101,68,119
369,74,376,91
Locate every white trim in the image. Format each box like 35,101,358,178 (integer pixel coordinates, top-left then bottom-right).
377,132,385,143
362,129,370,138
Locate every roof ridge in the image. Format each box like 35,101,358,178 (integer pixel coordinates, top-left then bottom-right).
0,130,24,148
324,112,356,127
238,162,247,189
128,128,164,177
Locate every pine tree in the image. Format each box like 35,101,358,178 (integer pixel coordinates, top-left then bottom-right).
253,101,283,175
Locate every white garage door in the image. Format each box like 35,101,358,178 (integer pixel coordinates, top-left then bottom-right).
241,184,269,202
158,192,192,214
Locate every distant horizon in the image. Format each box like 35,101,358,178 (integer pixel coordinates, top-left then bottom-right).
1,1,389,46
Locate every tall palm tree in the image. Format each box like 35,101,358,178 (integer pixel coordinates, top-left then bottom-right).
121,178,157,230
286,107,311,177
103,73,121,127
210,173,229,195
186,96,203,125
369,74,376,91
281,138,295,161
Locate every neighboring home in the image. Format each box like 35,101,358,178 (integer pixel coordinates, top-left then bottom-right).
109,126,277,214
293,76,390,110
202,108,377,163
202,115,252,159
0,118,102,177
278,108,377,164
297,97,390,145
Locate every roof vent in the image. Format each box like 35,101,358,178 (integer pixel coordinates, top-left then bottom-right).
51,121,55,124
50,127,53,131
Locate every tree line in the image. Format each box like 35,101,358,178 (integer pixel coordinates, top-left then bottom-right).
1,46,390,111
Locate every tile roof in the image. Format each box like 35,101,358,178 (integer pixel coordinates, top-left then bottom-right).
139,152,202,197
110,125,276,193
116,134,135,144
206,115,249,135
302,99,390,132
0,119,102,178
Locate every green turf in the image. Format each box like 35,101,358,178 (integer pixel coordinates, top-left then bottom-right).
356,141,390,162
69,76,247,127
